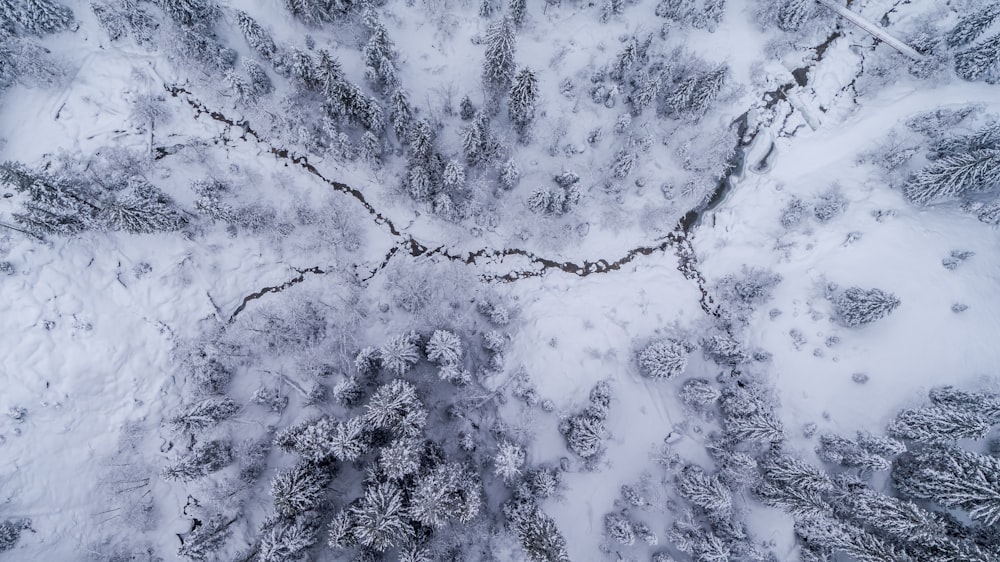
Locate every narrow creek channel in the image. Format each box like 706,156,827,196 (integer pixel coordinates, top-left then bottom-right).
163,22,850,322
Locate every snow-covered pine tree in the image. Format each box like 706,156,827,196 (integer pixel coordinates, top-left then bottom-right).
893,443,1000,525
169,396,238,433
482,16,517,95
0,161,100,236
271,462,332,517
508,67,538,142
460,95,476,120
904,148,1000,203
605,511,636,545
955,34,1000,83
676,465,733,519
378,332,421,376
363,21,398,94
364,379,427,437
794,516,910,562
494,440,526,483
162,440,233,481
856,431,906,457
503,497,571,562
177,514,232,561
688,65,727,117
638,338,694,379
946,4,1000,48
888,406,991,443
559,413,606,459
100,180,187,233
775,0,817,32
754,479,831,519
611,147,635,179
408,462,482,527
760,454,833,495
628,73,661,116
463,114,489,166
425,329,464,366
257,515,317,562
236,11,277,61
326,509,356,550
833,287,900,327
815,434,890,472
509,0,526,27
156,0,215,28
0,0,73,36
680,379,721,409
499,158,520,189
406,164,434,200
390,89,413,142
442,159,465,190
928,385,1000,423
828,474,950,550
284,0,335,25
379,436,422,480
328,416,368,461
351,481,410,551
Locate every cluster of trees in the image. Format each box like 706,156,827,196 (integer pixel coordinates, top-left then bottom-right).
559,381,611,463
0,0,71,92
948,4,1000,84
903,121,1000,205
655,0,726,30
0,158,187,238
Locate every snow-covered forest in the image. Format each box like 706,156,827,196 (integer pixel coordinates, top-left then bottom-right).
1,0,1000,560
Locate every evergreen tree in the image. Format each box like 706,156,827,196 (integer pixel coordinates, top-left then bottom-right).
177,514,232,561
701,334,749,365
794,516,910,562
829,474,950,549
351,481,410,551
271,463,332,517
605,511,635,545
379,437,422,480
889,406,991,443
459,95,476,120
0,161,99,236
378,332,421,376
156,0,216,28
947,5,1000,49
676,465,733,518
929,385,1000,423
329,416,368,461
679,378,721,409
760,454,833,495
326,510,356,550
364,379,427,437
856,431,906,458
500,158,520,189
363,21,398,94
258,516,317,562
508,67,539,142
638,338,694,379
289,48,320,90
100,180,187,233
169,396,238,433
355,346,381,376
425,329,464,366
509,0,526,27
833,287,900,327
284,0,335,25
0,0,73,36
776,0,817,32
504,497,571,562
482,16,517,94
391,89,413,142
754,480,831,519
629,73,661,116
816,434,891,472
162,440,233,481
904,148,1000,203
407,119,435,165
408,462,483,527
893,444,1000,525
236,11,277,61
463,115,488,166
442,159,465,190
360,131,382,167
494,440,525,483
955,34,1000,83
559,413,606,459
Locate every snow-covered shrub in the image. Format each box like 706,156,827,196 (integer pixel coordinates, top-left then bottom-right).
638,338,695,379
812,188,848,222
833,287,900,327
942,250,974,270
701,334,749,365
714,266,782,324
0,519,30,553
779,196,807,227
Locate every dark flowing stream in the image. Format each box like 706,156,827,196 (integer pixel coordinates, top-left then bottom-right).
163,22,854,322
